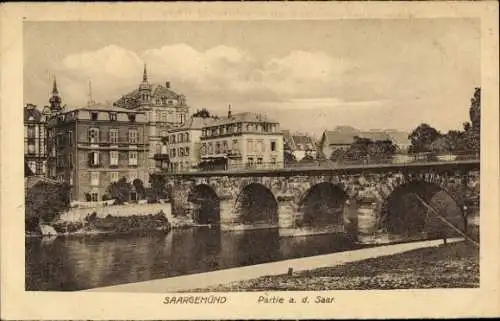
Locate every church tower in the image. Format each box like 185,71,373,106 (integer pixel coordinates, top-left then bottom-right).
49,77,62,115
138,63,152,108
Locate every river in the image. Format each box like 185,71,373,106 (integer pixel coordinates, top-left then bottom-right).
26,227,362,291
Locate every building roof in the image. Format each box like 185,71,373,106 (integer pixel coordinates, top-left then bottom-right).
206,112,278,127
168,116,216,132
24,104,43,122
115,83,186,109
283,130,317,151
65,103,146,114
386,131,411,146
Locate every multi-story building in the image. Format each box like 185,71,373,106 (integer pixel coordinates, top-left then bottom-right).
162,116,215,172
47,102,149,202
114,65,190,171
24,103,50,176
199,110,284,170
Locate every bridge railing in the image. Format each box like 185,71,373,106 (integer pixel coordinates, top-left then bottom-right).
161,151,480,174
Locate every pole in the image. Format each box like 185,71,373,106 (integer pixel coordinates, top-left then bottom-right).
411,193,479,247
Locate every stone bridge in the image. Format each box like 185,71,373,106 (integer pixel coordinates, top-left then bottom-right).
156,160,480,243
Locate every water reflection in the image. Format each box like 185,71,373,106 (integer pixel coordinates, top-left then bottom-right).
26,228,358,291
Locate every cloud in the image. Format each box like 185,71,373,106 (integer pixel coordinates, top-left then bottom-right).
54,44,353,106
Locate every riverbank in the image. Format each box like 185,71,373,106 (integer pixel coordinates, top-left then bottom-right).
88,238,464,293
187,240,478,291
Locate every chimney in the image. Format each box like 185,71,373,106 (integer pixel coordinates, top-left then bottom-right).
228,104,232,118
165,81,170,89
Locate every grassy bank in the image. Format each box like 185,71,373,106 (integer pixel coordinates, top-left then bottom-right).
188,241,479,291
51,213,171,235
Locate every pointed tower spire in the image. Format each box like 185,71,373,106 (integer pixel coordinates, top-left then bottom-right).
49,75,62,114
228,104,232,118
143,63,148,82
52,77,59,95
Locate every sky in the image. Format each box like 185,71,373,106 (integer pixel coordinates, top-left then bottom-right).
24,19,480,137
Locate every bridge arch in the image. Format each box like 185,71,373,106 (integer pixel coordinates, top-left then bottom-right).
234,183,279,226
297,182,348,228
188,184,221,225
380,180,465,236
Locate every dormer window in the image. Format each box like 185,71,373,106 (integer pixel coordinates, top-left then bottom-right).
90,112,98,121
109,112,117,121
128,113,136,122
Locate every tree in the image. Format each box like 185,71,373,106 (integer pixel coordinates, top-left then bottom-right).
192,108,212,118
25,181,70,232
106,177,131,204
463,87,481,153
283,142,296,164
150,173,167,200
408,123,441,153
132,178,146,200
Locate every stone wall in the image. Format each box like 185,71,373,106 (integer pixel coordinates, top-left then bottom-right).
58,202,174,222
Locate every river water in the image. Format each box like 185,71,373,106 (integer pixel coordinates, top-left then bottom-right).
26,228,361,291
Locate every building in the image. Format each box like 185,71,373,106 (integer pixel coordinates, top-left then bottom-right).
163,116,215,172
282,130,318,161
114,65,190,171
24,103,50,176
199,109,284,170
320,127,410,158
47,102,149,202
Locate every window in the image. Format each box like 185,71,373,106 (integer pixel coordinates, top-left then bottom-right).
201,143,207,155
69,171,74,185
271,140,277,152
257,140,264,153
91,192,99,202
179,148,184,157
128,113,136,122
88,151,100,167
208,143,213,154
171,135,176,143
90,172,99,186
232,139,239,152
215,142,221,154
271,157,277,166
109,113,117,121
110,150,119,166
68,152,73,168
68,130,73,146
185,147,190,156
27,126,35,138
109,128,119,144
223,140,228,152
257,157,263,165
128,151,138,166
110,171,119,182
88,128,99,143
156,143,161,154
128,129,138,144
247,139,254,152
247,157,254,167
171,149,176,157
90,112,98,121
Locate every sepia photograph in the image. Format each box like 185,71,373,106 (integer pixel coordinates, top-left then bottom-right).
1,2,499,320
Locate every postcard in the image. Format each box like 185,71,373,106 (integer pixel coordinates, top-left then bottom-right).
1,1,499,320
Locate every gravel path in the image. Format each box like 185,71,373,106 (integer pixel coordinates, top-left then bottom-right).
187,241,479,291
